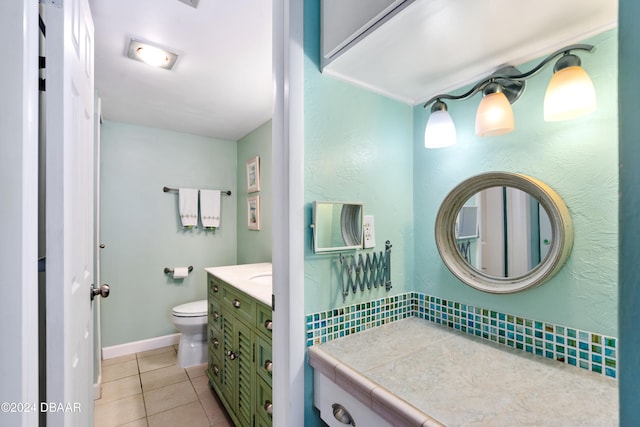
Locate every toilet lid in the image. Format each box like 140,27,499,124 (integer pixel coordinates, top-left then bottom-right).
172,300,207,317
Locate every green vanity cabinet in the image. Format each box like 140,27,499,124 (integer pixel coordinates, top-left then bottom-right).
206,273,273,427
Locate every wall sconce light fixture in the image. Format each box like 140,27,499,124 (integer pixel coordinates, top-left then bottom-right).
423,44,596,149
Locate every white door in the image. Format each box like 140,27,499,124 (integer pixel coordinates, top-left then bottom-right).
505,187,532,277
45,0,95,425
479,187,505,277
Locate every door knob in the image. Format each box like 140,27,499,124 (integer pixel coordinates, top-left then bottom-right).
99,244,105,249
90,283,110,301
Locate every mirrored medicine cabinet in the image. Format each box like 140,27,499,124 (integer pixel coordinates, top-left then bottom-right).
311,201,363,253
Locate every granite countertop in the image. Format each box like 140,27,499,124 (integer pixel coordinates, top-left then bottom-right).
308,317,618,426
205,262,272,307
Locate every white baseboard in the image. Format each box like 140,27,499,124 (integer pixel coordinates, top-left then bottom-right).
102,333,180,359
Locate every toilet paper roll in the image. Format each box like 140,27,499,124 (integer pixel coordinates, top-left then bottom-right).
172,267,189,279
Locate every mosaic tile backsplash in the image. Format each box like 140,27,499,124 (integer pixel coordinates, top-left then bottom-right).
306,292,617,379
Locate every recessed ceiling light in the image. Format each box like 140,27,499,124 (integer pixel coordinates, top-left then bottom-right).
126,39,179,70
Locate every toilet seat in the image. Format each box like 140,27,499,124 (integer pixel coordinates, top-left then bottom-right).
172,300,207,317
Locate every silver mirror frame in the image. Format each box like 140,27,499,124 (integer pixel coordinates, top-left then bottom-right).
435,172,573,293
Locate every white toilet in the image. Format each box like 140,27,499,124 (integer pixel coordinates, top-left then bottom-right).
171,299,208,368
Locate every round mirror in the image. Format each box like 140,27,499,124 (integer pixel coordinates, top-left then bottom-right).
435,172,573,293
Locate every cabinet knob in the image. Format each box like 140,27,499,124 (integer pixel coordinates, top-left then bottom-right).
264,400,273,415
264,360,273,373
264,319,273,331
232,299,241,309
213,285,219,293
213,365,219,375
212,338,219,348
226,350,237,360
212,311,220,320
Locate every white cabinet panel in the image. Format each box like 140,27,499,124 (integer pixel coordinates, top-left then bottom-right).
321,0,412,66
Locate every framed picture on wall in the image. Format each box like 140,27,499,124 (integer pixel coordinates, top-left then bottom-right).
246,156,260,193
247,195,260,230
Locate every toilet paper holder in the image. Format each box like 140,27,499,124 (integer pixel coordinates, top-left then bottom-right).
164,266,194,275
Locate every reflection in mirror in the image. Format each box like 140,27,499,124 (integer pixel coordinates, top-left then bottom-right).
456,187,552,279
312,201,363,253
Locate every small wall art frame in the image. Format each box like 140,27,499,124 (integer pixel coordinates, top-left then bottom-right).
247,195,260,230
246,156,260,193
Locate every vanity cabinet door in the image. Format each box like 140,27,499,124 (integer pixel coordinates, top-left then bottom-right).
221,309,254,427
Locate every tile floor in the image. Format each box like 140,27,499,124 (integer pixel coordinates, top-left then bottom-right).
94,345,234,427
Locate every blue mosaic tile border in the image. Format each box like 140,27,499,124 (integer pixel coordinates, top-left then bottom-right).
306,292,617,379
306,294,412,346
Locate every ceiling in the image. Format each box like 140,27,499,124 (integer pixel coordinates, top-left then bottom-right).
90,0,272,141
324,0,618,105
89,0,617,141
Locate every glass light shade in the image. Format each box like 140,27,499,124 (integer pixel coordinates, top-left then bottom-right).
135,46,170,67
475,92,515,137
424,110,456,148
544,66,596,121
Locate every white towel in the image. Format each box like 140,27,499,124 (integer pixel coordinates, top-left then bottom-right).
178,188,198,227
200,189,221,228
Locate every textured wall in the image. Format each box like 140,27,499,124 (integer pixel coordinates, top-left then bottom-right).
100,121,238,346
413,30,618,336
304,45,414,314
237,120,273,264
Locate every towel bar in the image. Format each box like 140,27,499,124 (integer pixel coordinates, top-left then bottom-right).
164,266,194,275
163,186,231,196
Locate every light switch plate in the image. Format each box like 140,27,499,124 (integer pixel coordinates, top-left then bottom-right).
363,215,376,249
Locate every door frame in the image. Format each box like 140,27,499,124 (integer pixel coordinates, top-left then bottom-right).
272,0,305,425
0,1,40,426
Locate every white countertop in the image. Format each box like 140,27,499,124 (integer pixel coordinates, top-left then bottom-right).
309,317,618,426
205,262,272,307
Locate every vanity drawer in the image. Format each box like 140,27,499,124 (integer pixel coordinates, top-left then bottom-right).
208,326,223,361
207,351,222,391
256,375,273,425
208,274,225,295
209,300,222,332
256,334,272,385
221,285,255,326
256,302,273,337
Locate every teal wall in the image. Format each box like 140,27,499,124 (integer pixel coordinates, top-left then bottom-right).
414,30,618,337
303,1,413,424
303,16,414,315
100,121,238,346
237,120,273,264
618,0,640,421
303,1,620,423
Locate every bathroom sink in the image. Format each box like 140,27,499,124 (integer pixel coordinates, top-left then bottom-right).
249,273,272,286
